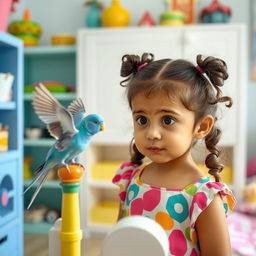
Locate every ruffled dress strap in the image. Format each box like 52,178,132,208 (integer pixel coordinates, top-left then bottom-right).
189,178,236,229
112,161,141,203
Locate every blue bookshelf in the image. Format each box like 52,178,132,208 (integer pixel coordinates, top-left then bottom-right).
0,32,23,256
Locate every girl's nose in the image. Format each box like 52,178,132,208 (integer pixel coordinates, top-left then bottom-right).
146,125,161,140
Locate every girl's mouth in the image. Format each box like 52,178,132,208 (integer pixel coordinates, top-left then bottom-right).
148,147,164,153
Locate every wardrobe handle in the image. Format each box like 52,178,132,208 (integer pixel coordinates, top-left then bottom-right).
0,235,8,245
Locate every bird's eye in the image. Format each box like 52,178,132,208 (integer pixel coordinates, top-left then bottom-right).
136,116,148,126
163,116,175,125
94,121,99,124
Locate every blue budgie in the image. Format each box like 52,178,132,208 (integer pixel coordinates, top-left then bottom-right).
24,83,105,209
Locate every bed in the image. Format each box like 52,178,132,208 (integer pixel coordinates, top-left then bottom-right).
228,209,256,256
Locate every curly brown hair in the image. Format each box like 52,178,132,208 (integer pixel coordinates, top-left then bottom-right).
120,53,232,182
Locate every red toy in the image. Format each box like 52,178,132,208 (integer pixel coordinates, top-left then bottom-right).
200,0,232,23
138,11,155,26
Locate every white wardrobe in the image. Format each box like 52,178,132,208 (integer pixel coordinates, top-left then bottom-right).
77,24,247,237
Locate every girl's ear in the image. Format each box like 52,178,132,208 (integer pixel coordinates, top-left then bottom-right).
194,115,214,139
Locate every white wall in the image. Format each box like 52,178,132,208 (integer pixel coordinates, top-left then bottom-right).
10,0,256,162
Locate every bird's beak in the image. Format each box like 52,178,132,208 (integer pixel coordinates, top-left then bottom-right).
100,123,105,131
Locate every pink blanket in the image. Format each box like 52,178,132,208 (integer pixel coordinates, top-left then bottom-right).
228,212,256,256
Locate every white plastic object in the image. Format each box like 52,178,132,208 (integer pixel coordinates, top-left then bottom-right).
0,73,14,101
49,218,61,256
101,216,169,256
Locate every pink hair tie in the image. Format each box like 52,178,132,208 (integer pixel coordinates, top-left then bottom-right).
195,65,204,74
137,62,148,71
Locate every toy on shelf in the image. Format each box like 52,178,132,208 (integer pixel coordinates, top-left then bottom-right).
160,0,185,26
84,0,103,28
172,0,196,24
24,81,73,93
138,11,155,26
24,157,32,180
243,182,256,204
0,124,9,152
51,34,76,46
24,205,48,223
25,126,43,140
24,205,60,224
8,8,42,46
0,72,14,102
23,83,105,209
0,0,19,31
102,0,130,27
200,0,232,23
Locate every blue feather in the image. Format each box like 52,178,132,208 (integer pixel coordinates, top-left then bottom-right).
25,84,105,209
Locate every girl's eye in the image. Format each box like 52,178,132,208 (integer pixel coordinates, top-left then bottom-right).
136,116,148,126
163,116,175,125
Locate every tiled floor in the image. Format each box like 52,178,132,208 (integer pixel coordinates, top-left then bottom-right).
24,233,103,256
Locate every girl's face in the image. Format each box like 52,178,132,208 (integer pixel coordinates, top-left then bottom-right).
131,90,197,164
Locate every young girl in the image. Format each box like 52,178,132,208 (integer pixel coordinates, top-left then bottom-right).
112,53,235,256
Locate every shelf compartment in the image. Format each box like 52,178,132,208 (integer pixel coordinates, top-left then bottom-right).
89,200,119,226
90,161,122,182
198,163,233,185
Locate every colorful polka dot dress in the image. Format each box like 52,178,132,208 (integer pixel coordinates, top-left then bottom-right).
112,161,236,256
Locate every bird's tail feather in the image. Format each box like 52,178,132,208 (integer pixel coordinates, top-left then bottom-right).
23,163,45,194
26,168,51,210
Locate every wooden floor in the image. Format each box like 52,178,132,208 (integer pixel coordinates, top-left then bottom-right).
24,233,103,256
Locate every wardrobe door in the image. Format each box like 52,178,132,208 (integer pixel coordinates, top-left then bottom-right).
183,28,239,146
78,28,183,144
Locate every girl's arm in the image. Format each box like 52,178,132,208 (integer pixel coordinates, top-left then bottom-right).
196,194,232,256
117,202,123,221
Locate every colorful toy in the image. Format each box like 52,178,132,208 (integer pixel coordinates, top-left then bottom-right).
172,0,196,24
243,182,256,204
24,205,48,223
84,0,103,28
160,0,185,26
138,11,155,26
0,124,8,152
51,34,75,46
8,8,42,46
0,0,19,31
200,0,232,23
24,157,33,180
24,81,71,93
102,0,130,27
0,72,14,101
24,83,105,209
58,165,83,256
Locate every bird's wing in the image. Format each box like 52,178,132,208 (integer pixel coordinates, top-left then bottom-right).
67,98,87,127
32,83,78,139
